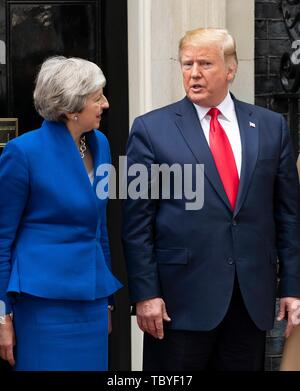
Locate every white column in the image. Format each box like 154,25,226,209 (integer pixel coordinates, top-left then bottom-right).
128,0,230,121
151,0,227,109
128,0,152,124
0,40,5,64
227,0,255,103
127,0,152,372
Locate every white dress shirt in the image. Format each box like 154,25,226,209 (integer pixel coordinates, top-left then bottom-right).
193,92,242,177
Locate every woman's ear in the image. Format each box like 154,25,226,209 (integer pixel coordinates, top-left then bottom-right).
65,112,78,121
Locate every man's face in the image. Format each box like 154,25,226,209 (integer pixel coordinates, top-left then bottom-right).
180,44,236,108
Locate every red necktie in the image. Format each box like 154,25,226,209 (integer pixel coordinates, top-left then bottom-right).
208,108,239,210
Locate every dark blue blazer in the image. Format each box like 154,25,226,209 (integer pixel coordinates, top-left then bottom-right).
0,120,122,313
123,96,300,331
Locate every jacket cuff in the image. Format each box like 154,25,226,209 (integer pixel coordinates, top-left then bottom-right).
0,298,12,316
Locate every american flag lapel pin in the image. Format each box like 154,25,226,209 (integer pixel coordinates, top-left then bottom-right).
249,122,256,128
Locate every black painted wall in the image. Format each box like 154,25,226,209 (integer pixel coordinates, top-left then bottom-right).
255,0,289,105
255,0,293,371
255,0,298,133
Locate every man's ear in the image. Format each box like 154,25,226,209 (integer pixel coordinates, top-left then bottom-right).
227,61,237,82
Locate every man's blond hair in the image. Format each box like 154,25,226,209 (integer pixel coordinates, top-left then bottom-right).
179,27,238,67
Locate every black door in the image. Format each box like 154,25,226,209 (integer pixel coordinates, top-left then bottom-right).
0,0,130,371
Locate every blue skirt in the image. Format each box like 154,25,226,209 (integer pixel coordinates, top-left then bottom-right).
13,293,108,371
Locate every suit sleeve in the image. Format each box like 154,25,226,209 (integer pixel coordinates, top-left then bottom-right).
122,117,161,304
275,115,300,297
0,142,29,313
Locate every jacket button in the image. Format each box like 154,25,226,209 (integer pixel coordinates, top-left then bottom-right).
228,258,235,265
232,219,237,226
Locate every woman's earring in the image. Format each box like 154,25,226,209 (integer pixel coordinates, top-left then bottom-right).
74,116,78,121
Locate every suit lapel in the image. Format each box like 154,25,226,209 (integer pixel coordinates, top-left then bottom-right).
85,130,103,193
42,121,100,216
175,97,232,211
233,99,259,216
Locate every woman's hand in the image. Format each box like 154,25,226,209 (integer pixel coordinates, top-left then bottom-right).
0,315,15,366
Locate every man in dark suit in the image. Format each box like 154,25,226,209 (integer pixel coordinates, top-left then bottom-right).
122,28,300,370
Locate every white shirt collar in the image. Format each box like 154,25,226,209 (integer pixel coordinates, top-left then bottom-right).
193,92,235,122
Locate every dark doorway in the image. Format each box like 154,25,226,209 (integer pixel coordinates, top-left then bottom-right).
0,0,130,371
7,1,100,133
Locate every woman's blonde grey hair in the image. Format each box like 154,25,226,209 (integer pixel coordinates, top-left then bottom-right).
179,28,238,66
34,56,106,121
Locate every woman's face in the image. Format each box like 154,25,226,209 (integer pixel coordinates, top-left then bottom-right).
77,89,109,131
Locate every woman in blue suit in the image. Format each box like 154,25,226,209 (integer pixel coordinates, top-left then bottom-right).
0,56,122,371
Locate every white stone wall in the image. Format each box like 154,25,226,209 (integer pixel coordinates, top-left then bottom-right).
127,0,255,370
227,0,254,103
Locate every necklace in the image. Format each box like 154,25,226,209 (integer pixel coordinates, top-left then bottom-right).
79,136,87,159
